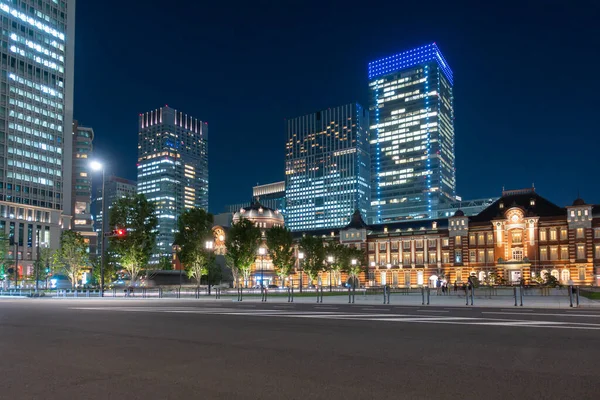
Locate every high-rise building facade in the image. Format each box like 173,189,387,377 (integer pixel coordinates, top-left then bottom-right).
92,175,136,255
225,181,286,214
369,43,455,224
71,121,96,254
137,106,208,261
0,1,75,281
285,103,370,231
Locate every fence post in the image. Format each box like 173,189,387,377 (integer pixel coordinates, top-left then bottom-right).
470,286,474,305
576,286,580,307
387,285,391,304
569,285,573,307
466,286,469,306
422,286,425,305
383,285,387,304
427,286,430,305
513,287,517,306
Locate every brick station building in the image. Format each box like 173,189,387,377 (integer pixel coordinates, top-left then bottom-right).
291,188,599,288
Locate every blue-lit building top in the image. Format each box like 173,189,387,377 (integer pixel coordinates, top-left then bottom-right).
285,103,370,231
137,106,208,261
369,43,456,224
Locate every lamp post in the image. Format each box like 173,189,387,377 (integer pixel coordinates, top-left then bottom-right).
370,261,376,287
205,240,214,295
387,263,392,287
298,251,304,294
258,247,266,289
351,258,357,290
327,255,334,292
90,160,106,297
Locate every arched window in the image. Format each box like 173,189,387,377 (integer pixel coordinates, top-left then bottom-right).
478,271,486,282
551,269,559,280
561,269,570,283
541,269,549,281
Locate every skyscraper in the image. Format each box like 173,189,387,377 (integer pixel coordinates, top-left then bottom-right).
137,106,208,261
71,121,96,254
285,103,370,231
0,1,75,280
369,43,455,224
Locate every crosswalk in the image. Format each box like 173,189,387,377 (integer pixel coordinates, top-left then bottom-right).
70,306,600,331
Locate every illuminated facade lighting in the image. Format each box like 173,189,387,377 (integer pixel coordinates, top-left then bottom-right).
0,0,75,276
137,106,209,262
369,43,456,224
285,103,370,231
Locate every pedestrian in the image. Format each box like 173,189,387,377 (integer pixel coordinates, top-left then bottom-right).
436,279,441,295
453,281,458,293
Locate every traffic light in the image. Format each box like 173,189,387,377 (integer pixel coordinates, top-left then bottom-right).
114,228,126,237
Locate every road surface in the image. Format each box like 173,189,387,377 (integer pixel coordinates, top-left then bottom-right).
0,298,598,399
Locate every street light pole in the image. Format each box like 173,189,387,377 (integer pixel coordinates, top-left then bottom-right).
298,251,304,294
258,247,266,290
327,255,334,292
205,240,214,295
90,161,106,297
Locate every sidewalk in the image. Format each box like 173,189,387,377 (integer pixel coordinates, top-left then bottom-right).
45,291,600,309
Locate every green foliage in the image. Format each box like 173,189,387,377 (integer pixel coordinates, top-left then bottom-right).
543,272,560,288
0,232,8,273
32,247,54,285
341,246,366,280
225,218,261,287
53,230,89,288
108,194,158,283
156,255,173,271
174,208,215,286
468,274,480,288
205,262,223,286
299,235,325,285
266,226,295,286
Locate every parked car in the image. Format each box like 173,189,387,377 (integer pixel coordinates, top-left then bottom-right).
267,284,278,289
49,275,73,289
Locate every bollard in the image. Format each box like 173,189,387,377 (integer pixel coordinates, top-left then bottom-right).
348,286,351,304
466,286,469,306
569,285,573,308
422,287,425,305
470,286,474,305
291,286,294,303
427,286,430,305
383,285,387,305
576,286,580,307
352,283,356,304
387,286,391,305
86,290,89,298
514,287,517,306
520,287,523,307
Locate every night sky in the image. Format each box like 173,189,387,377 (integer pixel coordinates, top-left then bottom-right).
74,0,600,214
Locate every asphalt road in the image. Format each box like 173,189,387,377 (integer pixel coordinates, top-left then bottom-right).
1,299,599,400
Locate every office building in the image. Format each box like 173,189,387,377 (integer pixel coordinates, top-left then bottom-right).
137,106,208,261
369,43,455,224
0,1,75,281
225,181,286,214
71,121,96,254
285,103,370,231
92,175,136,254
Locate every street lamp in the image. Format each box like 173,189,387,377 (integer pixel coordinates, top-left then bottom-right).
351,258,357,289
370,261,376,287
205,240,214,295
298,251,304,293
258,247,266,289
327,255,334,292
89,160,106,297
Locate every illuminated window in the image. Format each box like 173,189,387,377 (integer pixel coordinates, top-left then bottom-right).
429,253,437,264
540,248,548,261
469,250,476,262
477,234,484,246
539,229,547,241
577,244,585,260
403,253,411,265
512,231,522,244
391,241,399,250
560,247,568,260
442,238,449,247
560,229,568,240
403,241,411,249
576,228,584,238
442,252,450,263
455,236,461,246
379,242,386,251
549,229,557,241
469,234,475,245
595,245,600,259
487,233,494,245
478,250,485,262
550,247,558,261
512,248,523,261
487,249,494,263
415,240,423,249
416,253,424,264
578,267,585,280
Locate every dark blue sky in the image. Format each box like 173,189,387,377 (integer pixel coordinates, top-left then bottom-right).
74,0,600,213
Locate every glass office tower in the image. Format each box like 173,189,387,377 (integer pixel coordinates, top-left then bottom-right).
137,106,208,262
369,43,455,224
285,103,370,231
0,0,75,281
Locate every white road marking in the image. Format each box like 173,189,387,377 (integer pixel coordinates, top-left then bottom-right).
500,309,533,312
68,307,600,330
482,311,600,318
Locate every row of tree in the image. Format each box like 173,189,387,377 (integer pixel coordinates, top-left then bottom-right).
1,193,366,289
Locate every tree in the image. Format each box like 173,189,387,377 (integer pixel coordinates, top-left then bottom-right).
341,246,365,288
224,219,261,288
33,247,54,288
91,252,117,286
157,255,173,271
0,232,9,284
326,242,350,287
108,194,158,284
53,230,89,288
299,235,325,286
265,226,295,287
174,208,215,291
